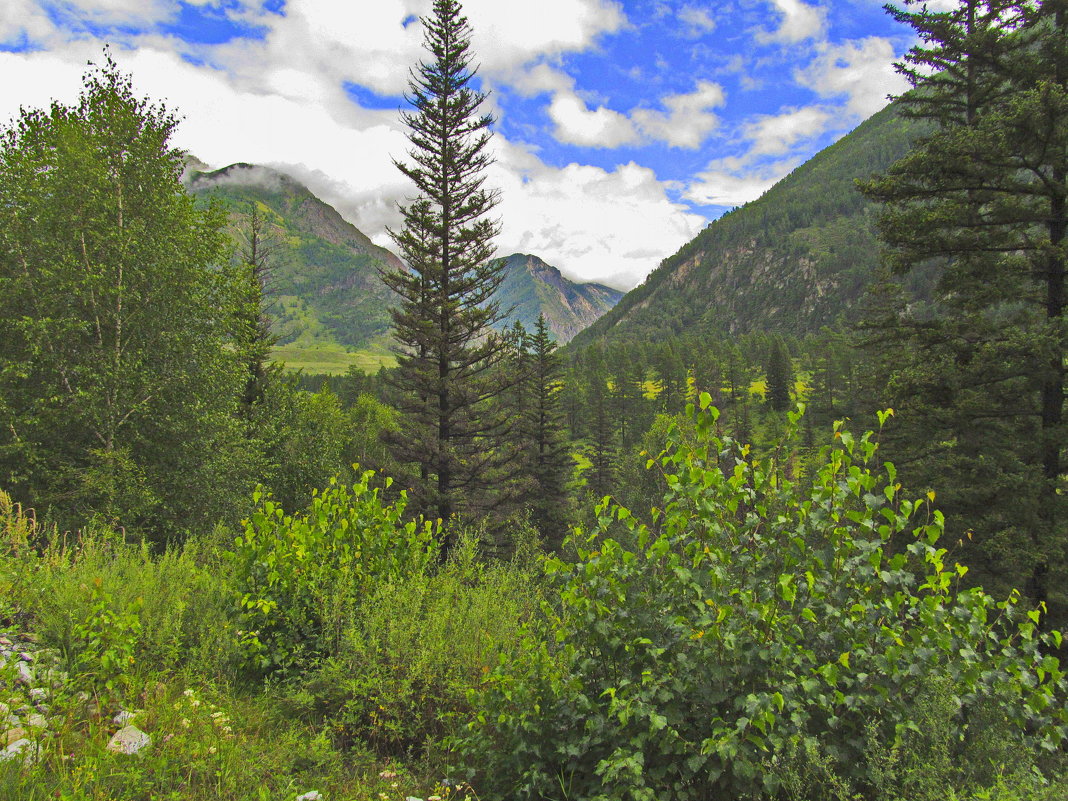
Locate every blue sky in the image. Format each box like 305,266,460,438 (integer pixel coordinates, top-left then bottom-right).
0,1,935,288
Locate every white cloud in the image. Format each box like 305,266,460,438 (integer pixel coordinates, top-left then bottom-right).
547,92,639,148
678,5,716,35
0,0,58,44
684,158,801,207
632,80,725,149
742,105,832,157
757,0,826,44
0,38,700,289
490,143,704,288
795,36,908,118
546,79,725,150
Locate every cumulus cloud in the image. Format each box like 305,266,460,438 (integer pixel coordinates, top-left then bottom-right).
742,105,832,157
684,158,801,208
548,79,725,150
0,0,58,45
795,36,908,118
678,5,716,36
548,92,639,148
632,80,725,149
757,0,827,44
490,143,705,288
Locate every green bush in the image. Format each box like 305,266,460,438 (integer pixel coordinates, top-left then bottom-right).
459,398,1067,800
230,470,440,677
286,530,542,757
4,519,239,686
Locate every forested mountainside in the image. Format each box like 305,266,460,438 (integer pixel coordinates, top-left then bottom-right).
491,253,623,342
571,103,929,347
187,163,401,351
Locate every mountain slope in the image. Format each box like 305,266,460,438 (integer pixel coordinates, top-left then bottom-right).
571,104,929,348
187,163,401,351
491,253,624,343
188,165,622,355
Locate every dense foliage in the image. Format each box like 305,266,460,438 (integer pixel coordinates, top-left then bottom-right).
460,399,1067,800
858,0,1068,615
0,54,250,539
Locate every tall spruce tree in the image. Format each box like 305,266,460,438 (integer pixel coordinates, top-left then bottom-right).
859,0,1067,616
381,0,505,542
523,315,572,547
765,337,794,412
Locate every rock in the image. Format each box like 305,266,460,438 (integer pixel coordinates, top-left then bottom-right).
2,728,26,746
44,669,68,688
29,688,48,703
107,725,151,755
16,652,32,663
0,738,38,765
0,637,12,647
112,709,141,726
20,633,38,644
25,713,47,730
15,662,33,687
296,793,322,801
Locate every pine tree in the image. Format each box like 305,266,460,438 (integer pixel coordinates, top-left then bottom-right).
524,315,572,547
236,200,279,411
765,337,794,412
859,0,1067,615
381,0,505,544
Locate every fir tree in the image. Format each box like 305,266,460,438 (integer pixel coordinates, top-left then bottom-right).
523,315,572,547
381,0,504,543
765,337,794,412
859,0,1067,615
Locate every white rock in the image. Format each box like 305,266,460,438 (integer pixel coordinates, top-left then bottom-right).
107,725,152,755
0,738,38,765
25,714,47,729
112,709,142,726
15,663,33,686
296,793,322,801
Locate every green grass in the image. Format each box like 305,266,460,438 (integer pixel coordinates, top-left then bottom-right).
271,344,396,375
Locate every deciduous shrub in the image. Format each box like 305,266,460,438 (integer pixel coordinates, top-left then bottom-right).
231,470,439,676
285,530,542,757
459,397,1067,800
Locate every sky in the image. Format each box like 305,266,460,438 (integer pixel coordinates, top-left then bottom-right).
0,1,945,289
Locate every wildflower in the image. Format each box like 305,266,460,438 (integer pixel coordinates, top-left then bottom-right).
181,718,191,728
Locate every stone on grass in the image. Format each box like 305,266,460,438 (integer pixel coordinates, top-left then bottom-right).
0,738,38,765
107,725,152,755
2,728,26,747
25,713,47,730
112,709,141,726
296,792,322,801
15,663,33,687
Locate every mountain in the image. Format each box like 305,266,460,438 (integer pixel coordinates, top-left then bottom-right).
187,164,617,356
570,104,931,348
186,163,401,352
491,253,624,343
